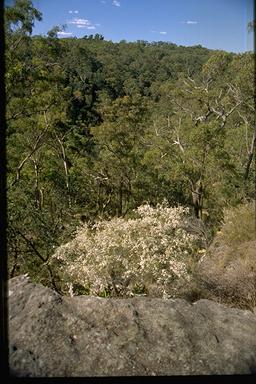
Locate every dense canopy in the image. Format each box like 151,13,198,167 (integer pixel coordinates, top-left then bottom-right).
6,1,255,292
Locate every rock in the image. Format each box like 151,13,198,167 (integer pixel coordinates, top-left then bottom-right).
8,275,256,377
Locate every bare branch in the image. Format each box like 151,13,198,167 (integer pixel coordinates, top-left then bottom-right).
55,133,72,208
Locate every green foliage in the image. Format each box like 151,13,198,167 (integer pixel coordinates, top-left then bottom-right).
218,202,255,246
5,0,42,35
6,1,255,297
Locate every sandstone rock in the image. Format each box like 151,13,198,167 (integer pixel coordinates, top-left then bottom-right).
8,275,256,377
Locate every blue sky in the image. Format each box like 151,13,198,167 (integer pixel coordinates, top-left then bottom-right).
8,0,255,52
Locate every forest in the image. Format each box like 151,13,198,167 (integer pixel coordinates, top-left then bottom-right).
6,1,255,306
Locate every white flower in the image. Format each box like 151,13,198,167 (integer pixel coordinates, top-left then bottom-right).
51,202,203,297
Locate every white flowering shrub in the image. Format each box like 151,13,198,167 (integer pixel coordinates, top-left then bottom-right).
51,202,204,298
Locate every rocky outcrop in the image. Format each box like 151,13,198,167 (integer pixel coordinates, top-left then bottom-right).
8,275,256,377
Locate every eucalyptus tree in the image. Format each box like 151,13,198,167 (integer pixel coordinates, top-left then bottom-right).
147,51,254,224
91,93,151,217
5,1,76,287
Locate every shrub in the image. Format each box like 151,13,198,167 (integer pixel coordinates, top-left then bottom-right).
195,201,256,310
218,202,255,246
51,202,205,298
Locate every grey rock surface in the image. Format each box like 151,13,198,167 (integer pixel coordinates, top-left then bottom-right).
8,275,256,377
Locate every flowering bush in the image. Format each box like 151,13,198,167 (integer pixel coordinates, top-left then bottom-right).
51,202,204,298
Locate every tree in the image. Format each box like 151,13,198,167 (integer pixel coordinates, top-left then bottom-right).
6,1,253,292
91,94,150,217
5,0,42,36
147,51,254,223
6,1,77,288
247,19,255,32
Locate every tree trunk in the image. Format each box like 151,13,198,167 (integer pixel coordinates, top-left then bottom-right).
244,131,256,181
190,180,203,219
56,135,71,208
117,179,123,217
32,158,43,210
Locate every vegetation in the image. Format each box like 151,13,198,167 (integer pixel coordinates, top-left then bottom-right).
51,202,207,297
195,202,256,310
6,1,255,308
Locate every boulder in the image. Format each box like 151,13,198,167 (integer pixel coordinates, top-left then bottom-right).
8,275,256,377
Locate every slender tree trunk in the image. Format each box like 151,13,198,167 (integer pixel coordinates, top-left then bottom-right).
56,135,71,208
244,131,256,181
117,179,123,217
190,179,203,219
32,157,43,210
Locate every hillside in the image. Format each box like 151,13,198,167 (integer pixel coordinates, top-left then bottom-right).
6,1,255,298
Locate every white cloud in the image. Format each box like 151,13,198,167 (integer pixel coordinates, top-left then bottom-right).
77,25,96,29
182,20,198,25
151,30,167,35
112,0,121,7
68,10,79,14
74,10,79,14
68,18,98,29
57,31,73,36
